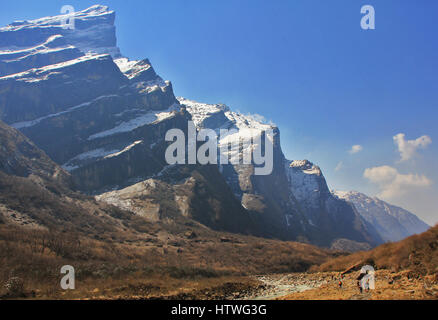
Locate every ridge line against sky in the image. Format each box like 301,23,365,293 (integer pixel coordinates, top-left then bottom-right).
0,0,437,225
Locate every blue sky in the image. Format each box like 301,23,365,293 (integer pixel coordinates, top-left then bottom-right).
1,0,437,224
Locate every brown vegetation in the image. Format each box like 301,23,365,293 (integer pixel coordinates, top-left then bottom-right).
316,224,438,276
0,216,336,299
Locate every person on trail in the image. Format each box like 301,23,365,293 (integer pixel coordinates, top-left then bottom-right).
338,273,344,288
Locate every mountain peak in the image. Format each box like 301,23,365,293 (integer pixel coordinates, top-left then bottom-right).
289,160,321,175
0,4,120,58
1,5,113,32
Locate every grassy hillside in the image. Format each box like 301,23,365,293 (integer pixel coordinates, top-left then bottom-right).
0,218,336,299
317,224,438,276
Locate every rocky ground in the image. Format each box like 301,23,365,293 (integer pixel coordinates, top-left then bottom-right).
4,269,437,300
70,274,325,300
277,270,438,300
241,273,328,300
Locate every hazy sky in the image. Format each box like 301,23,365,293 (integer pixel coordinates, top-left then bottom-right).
1,0,437,224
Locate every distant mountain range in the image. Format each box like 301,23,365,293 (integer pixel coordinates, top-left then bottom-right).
333,191,430,242
0,5,429,250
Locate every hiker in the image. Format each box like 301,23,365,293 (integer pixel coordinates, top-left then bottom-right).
338,273,344,288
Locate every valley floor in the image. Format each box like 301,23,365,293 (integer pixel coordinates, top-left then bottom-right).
2,220,437,300
2,269,437,300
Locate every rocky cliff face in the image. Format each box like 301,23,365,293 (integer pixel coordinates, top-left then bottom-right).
0,8,180,193
180,99,381,246
0,5,383,247
333,191,430,242
0,5,258,237
285,160,382,246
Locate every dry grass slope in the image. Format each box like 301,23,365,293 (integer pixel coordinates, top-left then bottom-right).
317,224,438,276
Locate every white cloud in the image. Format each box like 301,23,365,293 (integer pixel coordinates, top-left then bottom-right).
335,161,343,172
393,133,432,162
348,144,363,154
363,165,432,199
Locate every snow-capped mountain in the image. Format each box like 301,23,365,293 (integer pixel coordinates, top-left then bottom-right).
179,99,381,246
0,5,121,59
333,191,430,242
0,5,384,248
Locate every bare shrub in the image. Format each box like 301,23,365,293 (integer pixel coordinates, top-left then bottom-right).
4,276,25,298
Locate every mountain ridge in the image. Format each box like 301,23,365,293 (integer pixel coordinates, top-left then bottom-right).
333,190,430,242
0,4,427,248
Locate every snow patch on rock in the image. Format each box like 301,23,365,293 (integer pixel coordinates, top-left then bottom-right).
11,94,118,129
87,103,180,140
